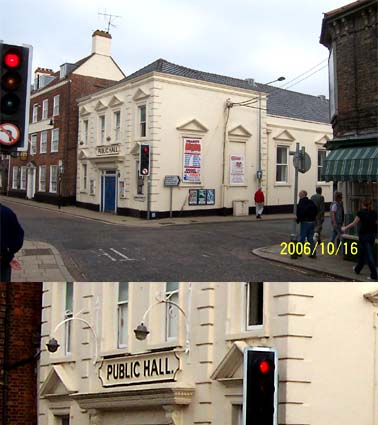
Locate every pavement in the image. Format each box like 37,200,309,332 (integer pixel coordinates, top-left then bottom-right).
3,195,375,282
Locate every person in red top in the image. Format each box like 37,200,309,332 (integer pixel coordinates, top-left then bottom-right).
254,188,265,219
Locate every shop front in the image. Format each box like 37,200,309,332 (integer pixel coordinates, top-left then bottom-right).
322,139,378,262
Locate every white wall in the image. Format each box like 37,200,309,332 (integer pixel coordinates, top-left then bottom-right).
39,282,378,425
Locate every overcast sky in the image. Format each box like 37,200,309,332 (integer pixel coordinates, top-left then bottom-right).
2,0,349,96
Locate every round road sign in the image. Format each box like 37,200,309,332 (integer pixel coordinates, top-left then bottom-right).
0,123,21,146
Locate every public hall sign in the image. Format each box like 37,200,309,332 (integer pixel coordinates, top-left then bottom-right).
96,144,120,156
99,351,180,387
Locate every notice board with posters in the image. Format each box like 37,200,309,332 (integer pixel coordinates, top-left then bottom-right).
188,189,215,206
230,154,245,185
183,138,201,183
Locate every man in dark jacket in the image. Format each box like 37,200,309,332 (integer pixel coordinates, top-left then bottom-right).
0,203,24,282
311,187,325,242
296,190,318,258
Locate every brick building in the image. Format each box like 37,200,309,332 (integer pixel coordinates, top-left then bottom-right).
0,283,43,425
320,0,378,217
6,30,124,205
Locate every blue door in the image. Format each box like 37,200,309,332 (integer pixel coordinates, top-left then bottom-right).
101,175,116,212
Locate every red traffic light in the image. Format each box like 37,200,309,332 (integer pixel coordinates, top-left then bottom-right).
143,146,149,153
259,359,270,374
4,51,21,68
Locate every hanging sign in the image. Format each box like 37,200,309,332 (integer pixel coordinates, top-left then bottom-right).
183,138,201,183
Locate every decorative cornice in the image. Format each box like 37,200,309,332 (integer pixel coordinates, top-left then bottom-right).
72,386,194,410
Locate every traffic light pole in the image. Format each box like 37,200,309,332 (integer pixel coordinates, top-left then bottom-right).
147,174,151,220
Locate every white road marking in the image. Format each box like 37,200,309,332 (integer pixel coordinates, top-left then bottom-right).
110,247,136,261
98,248,117,262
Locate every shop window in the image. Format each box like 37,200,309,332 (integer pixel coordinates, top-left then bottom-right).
117,282,129,348
165,282,179,341
139,105,146,138
245,282,263,330
317,150,327,182
276,146,288,183
64,282,73,355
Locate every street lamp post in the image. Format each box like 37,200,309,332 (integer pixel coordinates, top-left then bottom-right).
133,294,191,354
46,314,98,365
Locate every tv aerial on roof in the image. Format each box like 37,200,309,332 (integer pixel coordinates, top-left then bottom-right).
98,9,122,33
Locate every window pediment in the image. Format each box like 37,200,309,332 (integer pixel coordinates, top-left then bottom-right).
109,95,124,107
39,365,77,398
210,340,248,385
228,125,252,138
95,100,107,112
78,150,89,159
176,119,208,133
80,106,91,116
273,129,295,142
315,134,331,146
133,88,150,101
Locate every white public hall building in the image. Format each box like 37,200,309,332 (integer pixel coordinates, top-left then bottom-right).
76,60,333,218
38,282,378,425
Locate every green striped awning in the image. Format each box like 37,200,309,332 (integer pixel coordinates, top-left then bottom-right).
322,146,378,182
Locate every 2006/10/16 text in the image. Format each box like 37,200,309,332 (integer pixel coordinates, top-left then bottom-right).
280,241,358,256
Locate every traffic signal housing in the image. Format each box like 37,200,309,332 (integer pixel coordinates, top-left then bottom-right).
243,347,277,425
0,42,32,153
139,143,151,176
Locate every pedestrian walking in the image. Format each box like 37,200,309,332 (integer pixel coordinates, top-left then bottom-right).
341,199,377,280
330,191,344,248
296,190,318,258
254,187,265,219
311,187,325,242
0,203,24,282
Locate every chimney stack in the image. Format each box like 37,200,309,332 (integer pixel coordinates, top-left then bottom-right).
91,30,112,56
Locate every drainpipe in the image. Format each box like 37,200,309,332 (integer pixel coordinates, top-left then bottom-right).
62,79,72,205
222,101,231,213
258,93,262,185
